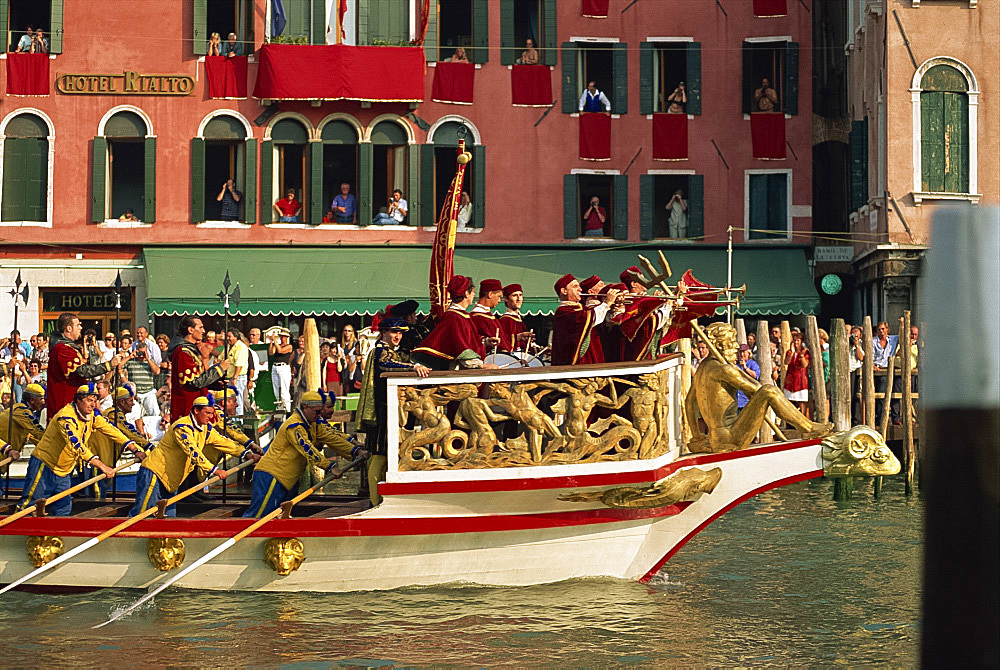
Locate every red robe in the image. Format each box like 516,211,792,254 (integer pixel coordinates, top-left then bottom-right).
411,307,486,370
552,303,605,366
469,306,500,342
170,340,225,420
46,336,113,416
615,298,672,362
498,312,527,352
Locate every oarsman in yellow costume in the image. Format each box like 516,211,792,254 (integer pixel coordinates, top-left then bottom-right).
130,395,256,517
204,386,262,463
314,389,368,461
88,386,151,499
243,391,351,518
0,383,46,456
17,383,146,516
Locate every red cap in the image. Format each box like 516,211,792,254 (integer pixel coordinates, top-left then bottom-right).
580,275,603,293
620,265,643,285
599,282,627,295
503,283,523,297
554,273,576,295
447,275,473,299
479,279,502,296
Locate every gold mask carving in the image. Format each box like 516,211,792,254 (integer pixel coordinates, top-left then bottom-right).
26,536,64,567
264,537,305,576
147,537,186,571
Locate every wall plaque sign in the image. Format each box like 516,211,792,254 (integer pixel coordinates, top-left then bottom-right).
56,71,195,96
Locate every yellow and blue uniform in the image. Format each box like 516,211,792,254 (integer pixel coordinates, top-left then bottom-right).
129,412,235,517
18,403,138,516
243,407,332,518
0,401,45,451
88,407,150,499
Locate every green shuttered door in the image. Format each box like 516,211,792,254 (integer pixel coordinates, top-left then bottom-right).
472,0,489,64
561,42,578,114
472,145,486,228
244,138,257,223
500,0,515,65
91,137,107,223
542,0,557,66
1,138,47,222
193,0,207,55
639,174,654,240
686,43,702,115
310,142,323,224
419,144,435,227
687,175,704,240
144,137,156,222
50,0,64,53
259,140,273,223
613,175,628,240
612,43,628,115
563,175,578,238
358,142,373,225
639,43,654,115
191,138,205,223
784,42,799,115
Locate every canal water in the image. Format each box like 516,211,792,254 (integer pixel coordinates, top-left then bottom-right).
0,476,922,666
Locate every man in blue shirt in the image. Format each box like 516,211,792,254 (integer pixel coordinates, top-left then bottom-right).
872,320,898,423
331,182,357,224
216,179,242,221
735,344,760,411
578,81,611,113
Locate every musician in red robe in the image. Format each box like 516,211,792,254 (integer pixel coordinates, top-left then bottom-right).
498,284,532,352
620,266,648,295
551,273,620,366
46,312,125,416
169,315,229,420
616,296,676,361
411,275,491,371
469,278,503,352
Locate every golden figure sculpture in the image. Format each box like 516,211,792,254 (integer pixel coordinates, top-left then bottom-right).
25,536,63,568
399,386,466,459
608,373,671,459
147,537,186,571
821,425,901,476
559,467,723,508
490,382,563,461
263,537,305,576
454,396,509,454
685,322,833,454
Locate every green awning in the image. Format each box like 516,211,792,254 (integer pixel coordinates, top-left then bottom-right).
143,245,819,317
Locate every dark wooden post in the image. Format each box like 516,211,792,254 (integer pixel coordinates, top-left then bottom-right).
805,315,829,423
862,316,880,497
879,325,898,439
777,320,791,397
755,319,774,443
920,206,999,666
901,310,915,495
829,318,853,500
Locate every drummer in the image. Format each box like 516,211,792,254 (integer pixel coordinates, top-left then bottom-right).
470,278,503,353
498,283,533,353
412,276,496,371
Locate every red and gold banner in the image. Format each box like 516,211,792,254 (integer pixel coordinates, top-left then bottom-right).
429,139,470,318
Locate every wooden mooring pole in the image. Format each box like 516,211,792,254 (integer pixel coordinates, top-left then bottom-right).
754,320,774,443
805,315,829,424
901,310,915,495
862,316,881,497
829,318,852,500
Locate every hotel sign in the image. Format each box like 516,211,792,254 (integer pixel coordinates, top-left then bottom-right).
42,289,133,313
56,71,195,96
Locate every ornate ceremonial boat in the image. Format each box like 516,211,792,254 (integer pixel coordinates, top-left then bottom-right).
0,354,898,593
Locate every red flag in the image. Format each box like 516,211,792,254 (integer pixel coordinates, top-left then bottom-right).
429,139,470,318
660,270,728,346
338,0,348,39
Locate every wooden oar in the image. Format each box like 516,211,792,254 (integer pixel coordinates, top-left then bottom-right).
0,456,13,471
0,460,254,596
0,459,138,530
94,455,366,629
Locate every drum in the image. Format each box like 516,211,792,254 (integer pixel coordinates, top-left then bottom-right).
484,353,522,369
511,351,544,367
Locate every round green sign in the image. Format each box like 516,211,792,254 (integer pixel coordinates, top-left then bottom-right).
821,273,843,296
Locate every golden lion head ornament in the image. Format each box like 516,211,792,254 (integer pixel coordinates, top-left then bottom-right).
147,537,186,571
264,537,305,576
821,425,901,477
26,536,63,567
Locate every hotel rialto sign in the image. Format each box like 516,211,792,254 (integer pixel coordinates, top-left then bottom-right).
56,70,195,96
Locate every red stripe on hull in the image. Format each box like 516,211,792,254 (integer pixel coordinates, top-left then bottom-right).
379,439,823,496
638,469,823,582
0,502,693,539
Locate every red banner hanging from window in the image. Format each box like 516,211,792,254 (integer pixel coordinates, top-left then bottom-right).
510,64,552,107
579,112,611,161
252,44,424,102
431,62,475,104
750,113,786,159
6,53,49,96
582,0,610,18
753,0,787,16
652,113,688,160
205,56,248,99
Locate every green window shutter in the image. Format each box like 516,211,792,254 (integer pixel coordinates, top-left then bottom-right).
943,92,969,193
500,0,515,65
472,145,486,228
542,0,557,66
358,142,373,225
144,137,156,222
309,142,323,224
190,138,205,223
471,0,489,64
419,144,435,227
357,0,370,44
243,138,256,223
259,139,273,223
563,174,578,238
49,0,64,53
312,0,326,44
1,140,23,221
784,42,799,115
849,120,868,211
407,146,420,226
639,43,654,115
192,0,207,55
561,42,578,114
0,1,8,56
920,92,944,192
2,138,47,222
612,43,628,115
687,175,704,240
424,0,438,60
612,175,628,240
91,136,107,223
686,42,702,115
639,174,654,240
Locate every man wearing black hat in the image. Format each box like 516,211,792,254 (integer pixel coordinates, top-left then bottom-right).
387,299,430,355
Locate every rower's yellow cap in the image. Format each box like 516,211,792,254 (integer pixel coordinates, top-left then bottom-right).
76,383,99,397
114,386,135,401
23,383,45,398
192,395,216,408
300,391,323,405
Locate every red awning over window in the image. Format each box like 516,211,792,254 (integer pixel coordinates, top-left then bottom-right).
205,56,248,99
6,53,49,96
252,44,424,102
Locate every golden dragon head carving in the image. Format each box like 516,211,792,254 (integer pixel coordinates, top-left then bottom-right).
821,425,901,477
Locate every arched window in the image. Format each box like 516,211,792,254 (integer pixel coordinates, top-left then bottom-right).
316,118,360,224
422,119,486,229
261,116,312,223
1,112,50,223
192,113,255,224
912,58,979,204
363,119,415,226
93,108,155,222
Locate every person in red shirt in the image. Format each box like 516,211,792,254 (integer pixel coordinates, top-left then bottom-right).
46,312,127,416
582,196,607,237
783,330,811,417
168,315,229,420
412,276,495,371
469,278,503,352
273,188,302,223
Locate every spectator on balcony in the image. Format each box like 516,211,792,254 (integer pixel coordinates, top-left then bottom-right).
754,77,779,112
119,208,138,222
457,191,472,227
208,32,222,56
372,189,407,225
582,196,606,237
220,32,243,58
30,30,48,54
14,25,33,52
665,190,688,239
331,182,357,224
217,179,242,221
448,46,469,63
578,81,611,114
322,209,336,223
274,189,302,223
666,82,687,113
517,38,539,65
